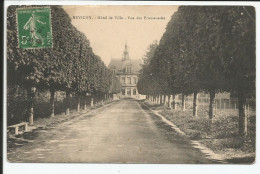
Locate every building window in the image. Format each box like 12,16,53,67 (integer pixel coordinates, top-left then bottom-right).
133,89,136,95
111,69,116,74
122,77,125,84
133,77,137,84
125,66,131,73
122,88,125,95
127,77,131,84
127,88,131,96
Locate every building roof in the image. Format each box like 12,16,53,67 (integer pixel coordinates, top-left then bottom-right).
108,58,142,74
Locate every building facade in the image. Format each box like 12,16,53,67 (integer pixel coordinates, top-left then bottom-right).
108,43,142,98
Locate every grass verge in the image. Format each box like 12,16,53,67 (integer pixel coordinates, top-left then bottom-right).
143,100,255,164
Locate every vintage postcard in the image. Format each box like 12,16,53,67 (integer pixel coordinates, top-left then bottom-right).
4,1,257,172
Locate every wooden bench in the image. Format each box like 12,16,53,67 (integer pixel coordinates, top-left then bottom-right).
8,122,28,135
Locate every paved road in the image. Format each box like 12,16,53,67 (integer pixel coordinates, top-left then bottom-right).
8,99,216,163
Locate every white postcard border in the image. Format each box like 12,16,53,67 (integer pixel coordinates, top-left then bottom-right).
3,1,260,174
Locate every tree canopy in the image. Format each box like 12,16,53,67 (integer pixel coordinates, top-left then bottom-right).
7,5,121,122
137,6,255,135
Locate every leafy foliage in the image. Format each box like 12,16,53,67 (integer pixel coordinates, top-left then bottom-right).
7,5,120,121
138,6,255,134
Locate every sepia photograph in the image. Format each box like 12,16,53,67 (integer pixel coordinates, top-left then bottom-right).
5,2,256,166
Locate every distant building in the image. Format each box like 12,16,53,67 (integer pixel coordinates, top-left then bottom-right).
108,43,142,98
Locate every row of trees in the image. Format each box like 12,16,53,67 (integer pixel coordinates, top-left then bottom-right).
7,6,121,124
137,6,255,136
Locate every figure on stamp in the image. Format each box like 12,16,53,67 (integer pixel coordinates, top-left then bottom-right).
23,11,46,46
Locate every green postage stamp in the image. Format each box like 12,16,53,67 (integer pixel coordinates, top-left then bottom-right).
17,7,52,49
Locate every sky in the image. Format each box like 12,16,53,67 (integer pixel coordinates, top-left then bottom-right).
63,5,178,65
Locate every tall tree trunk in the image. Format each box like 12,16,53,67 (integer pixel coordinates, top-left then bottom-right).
167,95,172,109
193,92,198,117
65,91,70,115
182,94,186,111
91,96,94,107
160,94,163,105
238,92,246,136
84,96,87,110
28,101,34,125
50,89,55,117
181,94,184,107
209,90,215,119
244,104,248,136
101,94,104,105
27,87,36,125
174,95,178,111
77,94,80,112
161,95,164,104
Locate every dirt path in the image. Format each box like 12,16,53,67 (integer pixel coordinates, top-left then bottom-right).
7,99,217,163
